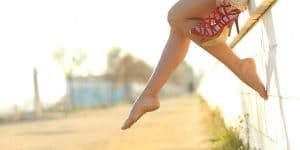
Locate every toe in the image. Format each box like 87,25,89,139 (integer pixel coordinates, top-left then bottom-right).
259,87,268,100
262,90,268,100
121,120,130,130
121,115,137,130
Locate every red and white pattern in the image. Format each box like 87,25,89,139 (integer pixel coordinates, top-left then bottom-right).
190,4,241,38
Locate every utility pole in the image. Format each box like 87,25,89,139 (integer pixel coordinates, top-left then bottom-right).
33,68,43,119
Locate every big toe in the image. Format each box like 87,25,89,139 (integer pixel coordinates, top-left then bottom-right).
257,83,268,100
260,89,268,100
121,114,139,130
121,119,130,130
121,118,132,130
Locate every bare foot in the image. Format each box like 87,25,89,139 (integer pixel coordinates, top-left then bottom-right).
121,94,160,130
238,58,268,100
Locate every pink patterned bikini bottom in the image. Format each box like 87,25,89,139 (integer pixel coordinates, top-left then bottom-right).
191,0,248,46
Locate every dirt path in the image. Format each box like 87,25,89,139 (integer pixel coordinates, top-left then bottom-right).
0,95,213,150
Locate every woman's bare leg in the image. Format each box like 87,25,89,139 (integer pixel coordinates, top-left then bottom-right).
121,29,191,130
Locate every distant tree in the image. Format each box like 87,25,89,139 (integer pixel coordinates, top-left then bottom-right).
52,46,87,77
105,47,153,83
117,53,152,100
105,47,122,103
169,61,195,91
52,46,88,110
118,54,152,82
106,47,121,75
105,48,152,101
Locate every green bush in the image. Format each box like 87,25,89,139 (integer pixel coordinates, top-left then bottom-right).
211,108,246,150
198,96,249,150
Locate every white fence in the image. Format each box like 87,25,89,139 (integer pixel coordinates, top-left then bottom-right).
197,0,300,149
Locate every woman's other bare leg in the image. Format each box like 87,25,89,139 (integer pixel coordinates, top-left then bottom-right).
200,43,268,99
121,29,190,130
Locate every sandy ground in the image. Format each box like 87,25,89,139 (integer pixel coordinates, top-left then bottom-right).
0,95,213,150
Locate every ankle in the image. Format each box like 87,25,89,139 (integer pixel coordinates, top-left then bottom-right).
140,91,158,99
239,58,255,74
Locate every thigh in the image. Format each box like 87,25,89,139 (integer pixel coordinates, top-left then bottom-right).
170,0,217,19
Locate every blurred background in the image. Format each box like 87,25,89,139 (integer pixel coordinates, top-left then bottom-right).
0,0,205,119
1,0,300,150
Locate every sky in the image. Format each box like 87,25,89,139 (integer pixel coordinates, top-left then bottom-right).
0,0,215,113
0,0,211,73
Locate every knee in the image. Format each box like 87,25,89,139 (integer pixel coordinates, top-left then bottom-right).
167,5,182,28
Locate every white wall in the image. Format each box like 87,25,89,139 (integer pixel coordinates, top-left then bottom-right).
198,0,300,149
